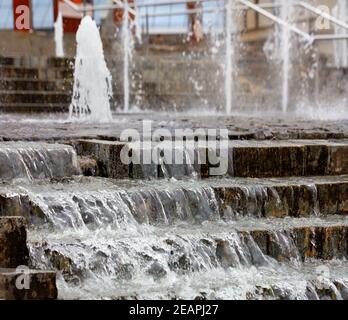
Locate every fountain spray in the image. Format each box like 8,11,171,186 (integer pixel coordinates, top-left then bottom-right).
225,0,233,115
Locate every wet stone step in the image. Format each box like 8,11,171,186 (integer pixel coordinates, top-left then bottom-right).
75,139,348,179
38,68,74,80
0,142,80,182
46,57,74,68
0,67,39,79
0,91,72,104
0,103,69,113
0,56,73,68
214,176,348,218
0,57,15,66
1,176,348,225
0,268,57,300
27,216,348,291
0,217,28,268
0,67,73,80
0,79,71,92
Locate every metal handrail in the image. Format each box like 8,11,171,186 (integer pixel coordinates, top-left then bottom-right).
237,0,348,43
237,0,313,42
296,1,348,31
140,7,224,18
64,0,348,42
63,0,137,16
314,34,348,41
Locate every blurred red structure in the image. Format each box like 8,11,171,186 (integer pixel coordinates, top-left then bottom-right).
13,0,32,32
54,0,93,33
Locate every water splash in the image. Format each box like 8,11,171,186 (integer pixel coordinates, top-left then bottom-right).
69,16,113,122
54,12,64,58
225,0,233,115
8,177,348,299
333,0,348,68
280,0,292,113
122,3,132,113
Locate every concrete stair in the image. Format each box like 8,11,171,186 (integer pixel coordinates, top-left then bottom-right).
1,135,348,298
0,79,68,91
0,91,71,104
0,56,73,113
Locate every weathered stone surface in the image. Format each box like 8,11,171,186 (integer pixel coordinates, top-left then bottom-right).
78,156,98,177
74,139,348,179
0,217,29,268
327,144,348,175
244,225,348,262
0,91,71,104
0,268,57,300
305,144,329,175
75,139,129,179
216,178,348,218
292,226,348,260
338,183,348,215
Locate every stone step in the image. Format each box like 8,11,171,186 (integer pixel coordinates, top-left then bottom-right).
0,57,15,66
0,142,80,182
1,176,348,223
0,268,57,300
0,67,39,79
29,215,348,274
0,217,28,268
0,56,73,69
30,218,348,299
74,139,348,179
0,67,73,80
46,57,74,69
0,103,69,113
0,91,71,104
0,79,71,92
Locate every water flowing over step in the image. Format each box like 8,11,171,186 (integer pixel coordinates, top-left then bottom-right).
0,176,345,299
76,139,348,179
0,142,80,182
27,216,348,300
2,176,348,223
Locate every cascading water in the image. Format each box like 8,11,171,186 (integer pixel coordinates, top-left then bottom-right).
6,173,345,299
54,12,64,58
69,16,113,122
0,143,79,182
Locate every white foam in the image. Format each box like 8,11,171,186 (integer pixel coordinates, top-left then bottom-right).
69,16,113,123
